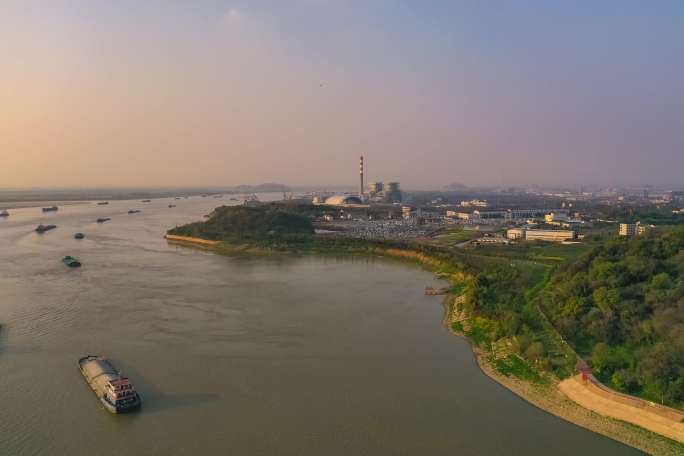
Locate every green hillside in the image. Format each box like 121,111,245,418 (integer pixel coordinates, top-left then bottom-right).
168,204,314,241
540,227,684,406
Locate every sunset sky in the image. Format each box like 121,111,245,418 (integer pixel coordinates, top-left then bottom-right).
1,1,683,189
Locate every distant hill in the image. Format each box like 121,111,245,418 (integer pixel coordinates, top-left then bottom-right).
231,183,289,193
168,204,313,241
444,182,468,191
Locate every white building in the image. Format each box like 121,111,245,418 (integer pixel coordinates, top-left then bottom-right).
460,199,489,208
544,212,569,223
525,229,576,242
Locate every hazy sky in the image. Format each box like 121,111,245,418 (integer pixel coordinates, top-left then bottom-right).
1,1,683,189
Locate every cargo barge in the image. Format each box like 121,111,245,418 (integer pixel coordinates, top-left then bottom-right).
78,355,142,413
35,224,57,233
63,256,82,268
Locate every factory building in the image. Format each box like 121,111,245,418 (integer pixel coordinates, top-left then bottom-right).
525,229,576,242
507,228,576,242
544,212,569,223
401,206,413,220
460,199,489,208
508,209,547,220
383,182,402,203
368,182,383,195
366,181,402,203
506,228,525,240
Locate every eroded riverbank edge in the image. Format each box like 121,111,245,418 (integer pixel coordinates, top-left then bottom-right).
166,234,683,456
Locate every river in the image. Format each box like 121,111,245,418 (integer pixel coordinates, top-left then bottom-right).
0,196,642,455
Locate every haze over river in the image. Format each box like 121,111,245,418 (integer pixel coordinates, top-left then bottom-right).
0,196,641,455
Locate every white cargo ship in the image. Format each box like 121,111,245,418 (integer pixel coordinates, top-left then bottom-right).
78,355,141,413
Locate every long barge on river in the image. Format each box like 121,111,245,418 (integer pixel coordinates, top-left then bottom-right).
78,355,142,413
35,224,57,233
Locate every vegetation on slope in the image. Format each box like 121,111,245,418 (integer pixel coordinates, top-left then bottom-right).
540,227,684,407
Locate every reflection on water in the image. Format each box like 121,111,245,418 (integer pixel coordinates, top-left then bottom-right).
0,197,641,455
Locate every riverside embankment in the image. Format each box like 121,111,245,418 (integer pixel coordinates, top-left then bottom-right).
165,233,683,455
444,294,684,456
559,374,684,444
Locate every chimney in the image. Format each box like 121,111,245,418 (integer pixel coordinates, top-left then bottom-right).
359,155,364,199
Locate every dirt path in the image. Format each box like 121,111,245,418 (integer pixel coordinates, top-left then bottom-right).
559,375,684,445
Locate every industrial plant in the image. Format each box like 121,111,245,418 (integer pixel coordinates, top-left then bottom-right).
314,156,403,207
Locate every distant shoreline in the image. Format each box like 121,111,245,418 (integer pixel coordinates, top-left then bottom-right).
166,234,684,455
0,185,289,207
0,200,89,210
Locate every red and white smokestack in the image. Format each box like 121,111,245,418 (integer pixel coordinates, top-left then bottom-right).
359,155,364,199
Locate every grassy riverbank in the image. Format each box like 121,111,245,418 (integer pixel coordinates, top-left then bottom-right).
444,295,684,456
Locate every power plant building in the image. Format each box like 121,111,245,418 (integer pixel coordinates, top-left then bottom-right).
366,181,402,203
383,182,401,203
323,195,365,206
368,182,384,195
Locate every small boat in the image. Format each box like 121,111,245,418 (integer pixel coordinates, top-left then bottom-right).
78,355,142,414
42,206,58,212
0,210,9,217
97,218,111,223
229,198,238,201
175,197,181,200
63,256,82,268
128,209,141,214
97,202,109,206
141,200,151,203
35,224,57,233
168,204,176,208
74,233,85,239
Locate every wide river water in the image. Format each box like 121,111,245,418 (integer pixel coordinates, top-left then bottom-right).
0,196,642,455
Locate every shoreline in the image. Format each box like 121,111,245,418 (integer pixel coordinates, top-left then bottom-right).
168,234,683,455
0,200,90,211
443,296,684,456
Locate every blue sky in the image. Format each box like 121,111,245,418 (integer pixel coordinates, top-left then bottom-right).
1,1,682,188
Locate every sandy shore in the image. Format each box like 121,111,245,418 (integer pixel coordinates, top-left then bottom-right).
164,235,219,247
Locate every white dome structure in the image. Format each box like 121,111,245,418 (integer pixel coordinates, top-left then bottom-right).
324,195,364,206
